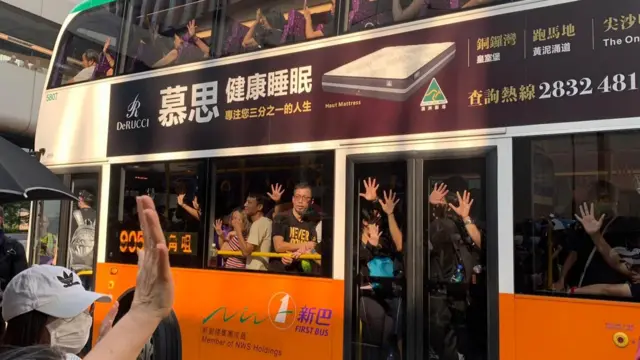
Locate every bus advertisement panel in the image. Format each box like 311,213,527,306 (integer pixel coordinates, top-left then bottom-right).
108,0,640,156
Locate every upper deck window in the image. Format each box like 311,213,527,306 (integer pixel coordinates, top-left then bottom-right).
218,0,337,57
345,0,518,33
118,0,217,75
47,2,125,89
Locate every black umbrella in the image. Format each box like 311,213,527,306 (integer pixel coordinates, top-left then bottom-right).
0,137,77,204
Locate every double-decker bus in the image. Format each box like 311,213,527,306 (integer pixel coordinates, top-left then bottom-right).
30,0,640,358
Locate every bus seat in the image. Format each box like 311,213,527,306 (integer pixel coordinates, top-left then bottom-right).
223,21,249,56
282,9,306,44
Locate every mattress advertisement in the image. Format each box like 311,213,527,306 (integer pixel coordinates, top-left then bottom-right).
108,0,640,156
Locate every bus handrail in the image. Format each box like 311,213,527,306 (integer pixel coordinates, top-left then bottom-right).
215,250,321,260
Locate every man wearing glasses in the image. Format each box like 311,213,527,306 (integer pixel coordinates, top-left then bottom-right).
271,183,320,274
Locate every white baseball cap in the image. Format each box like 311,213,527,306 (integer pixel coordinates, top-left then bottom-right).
1,265,111,321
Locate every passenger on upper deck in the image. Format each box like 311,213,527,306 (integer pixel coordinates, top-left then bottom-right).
242,8,287,50
152,20,211,68
303,0,336,40
67,49,99,84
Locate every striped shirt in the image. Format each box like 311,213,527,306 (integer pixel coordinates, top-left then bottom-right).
224,233,246,269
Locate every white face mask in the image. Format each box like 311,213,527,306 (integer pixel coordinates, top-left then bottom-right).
47,312,93,354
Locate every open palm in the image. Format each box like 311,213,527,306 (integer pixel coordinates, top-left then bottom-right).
575,202,604,235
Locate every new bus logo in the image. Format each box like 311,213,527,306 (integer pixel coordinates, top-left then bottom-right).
420,78,448,111
268,292,297,330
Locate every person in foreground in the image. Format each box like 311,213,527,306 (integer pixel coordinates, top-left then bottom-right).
82,196,174,360
0,196,174,359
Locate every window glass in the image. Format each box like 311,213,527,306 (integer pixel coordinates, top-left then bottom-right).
209,151,334,278
47,3,125,88
32,201,62,265
120,0,216,75
67,178,100,274
513,131,640,302
107,161,208,269
345,0,517,33
218,0,337,57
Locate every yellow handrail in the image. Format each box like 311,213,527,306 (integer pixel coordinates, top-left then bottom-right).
77,270,93,277
215,250,321,260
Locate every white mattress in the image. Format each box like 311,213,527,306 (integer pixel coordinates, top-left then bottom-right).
323,43,456,80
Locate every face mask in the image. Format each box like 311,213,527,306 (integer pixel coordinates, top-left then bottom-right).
47,312,93,354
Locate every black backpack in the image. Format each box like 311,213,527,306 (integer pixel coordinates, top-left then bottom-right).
429,218,479,284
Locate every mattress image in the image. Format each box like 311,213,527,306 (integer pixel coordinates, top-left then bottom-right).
322,43,456,102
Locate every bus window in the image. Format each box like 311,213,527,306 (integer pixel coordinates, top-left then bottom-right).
106,160,208,269
345,0,518,33
120,0,217,75
209,152,334,278
513,131,640,303
47,2,125,88
218,0,337,58
32,200,62,266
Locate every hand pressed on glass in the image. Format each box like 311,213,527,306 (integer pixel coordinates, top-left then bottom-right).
574,202,605,235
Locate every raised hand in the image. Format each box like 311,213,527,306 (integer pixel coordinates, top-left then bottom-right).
363,224,382,247
379,190,400,215
131,196,174,320
214,219,223,236
359,177,379,202
429,183,449,205
448,190,474,218
575,202,605,236
267,183,284,202
187,20,196,37
177,194,185,206
97,300,119,342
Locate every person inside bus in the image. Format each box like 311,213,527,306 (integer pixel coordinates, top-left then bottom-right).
303,0,336,40
174,181,201,233
357,177,404,359
96,38,115,78
68,190,97,273
571,201,640,299
37,215,57,265
461,0,498,9
152,20,210,69
237,193,273,272
271,183,321,274
427,177,485,360
67,49,99,84
242,8,286,50
214,209,251,269
391,0,428,22
553,181,630,291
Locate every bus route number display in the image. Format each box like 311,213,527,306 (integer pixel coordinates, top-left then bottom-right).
119,230,198,256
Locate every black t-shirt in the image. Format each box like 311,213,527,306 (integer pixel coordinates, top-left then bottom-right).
271,210,319,273
568,216,640,287
272,209,318,245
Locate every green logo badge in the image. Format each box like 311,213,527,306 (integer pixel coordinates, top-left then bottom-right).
420,78,448,111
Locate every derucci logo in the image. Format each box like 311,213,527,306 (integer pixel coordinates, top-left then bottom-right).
116,94,150,131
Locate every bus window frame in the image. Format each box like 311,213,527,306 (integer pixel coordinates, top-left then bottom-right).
116,0,220,76
106,159,210,269
47,2,127,89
